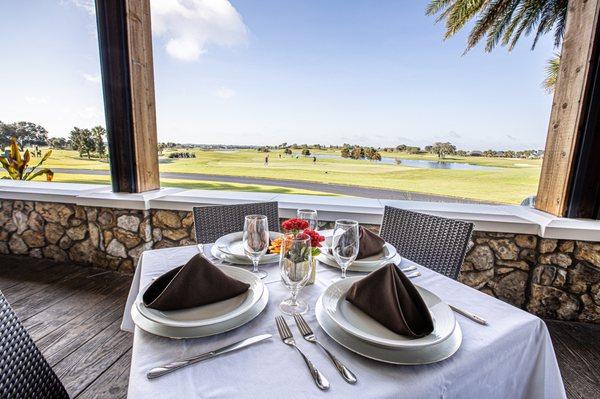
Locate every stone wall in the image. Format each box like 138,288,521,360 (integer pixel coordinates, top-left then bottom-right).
460,232,600,323
1,199,599,323
0,200,195,273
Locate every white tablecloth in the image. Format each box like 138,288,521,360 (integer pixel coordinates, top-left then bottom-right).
122,245,566,399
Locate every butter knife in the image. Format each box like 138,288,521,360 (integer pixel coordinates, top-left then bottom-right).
147,334,272,379
449,305,488,325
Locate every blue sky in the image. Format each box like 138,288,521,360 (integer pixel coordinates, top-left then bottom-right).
0,0,556,150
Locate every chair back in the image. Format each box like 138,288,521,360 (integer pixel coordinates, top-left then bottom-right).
379,206,473,280
0,291,69,399
193,201,280,244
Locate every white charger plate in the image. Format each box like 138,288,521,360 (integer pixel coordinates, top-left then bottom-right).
315,297,462,365
210,243,278,265
136,266,264,328
322,276,456,349
214,231,282,264
317,251,401,272
131,287,269,339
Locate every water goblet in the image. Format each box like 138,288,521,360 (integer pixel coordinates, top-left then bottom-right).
279,234,312,315
243,215,269,279
331,219,359,280
297,208,318,230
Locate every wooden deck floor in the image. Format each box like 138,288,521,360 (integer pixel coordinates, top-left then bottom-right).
0,255,598,398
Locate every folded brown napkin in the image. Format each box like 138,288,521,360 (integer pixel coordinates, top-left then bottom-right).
346,264,434,338
143,254,250,311
357,227,386,259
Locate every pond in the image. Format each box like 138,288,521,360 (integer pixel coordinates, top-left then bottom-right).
312,154,498,171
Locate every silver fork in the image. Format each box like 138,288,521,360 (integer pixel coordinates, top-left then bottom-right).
275,316,330,391
294,314,357,384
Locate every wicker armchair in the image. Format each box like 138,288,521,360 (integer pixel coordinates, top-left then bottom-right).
0,290,69,399
193,202,280,244
379,206,474,280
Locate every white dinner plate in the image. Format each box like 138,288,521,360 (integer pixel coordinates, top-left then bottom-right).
210,243,278,265
315,297,462,365
136,266,264,328
132,287,269,339
317,252,401,272
322,276,456,349
319,230,398,272
214,231,282,263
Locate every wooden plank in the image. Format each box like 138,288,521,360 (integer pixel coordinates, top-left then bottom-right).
76,349,132,399
536,0,600,216
0,256,59,290
126,0,159,192
53,317,133,398
1,263,88,303
10,268,103,321
95,0,160,193
23,275,130,342
546,320,600,399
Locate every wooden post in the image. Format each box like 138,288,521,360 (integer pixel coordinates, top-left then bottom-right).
95,0,160,193
536,0,600,216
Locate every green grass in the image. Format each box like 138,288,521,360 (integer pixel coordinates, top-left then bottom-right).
50,173,337,196
27,148,543,204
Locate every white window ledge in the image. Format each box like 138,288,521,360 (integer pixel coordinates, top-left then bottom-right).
2,180,600,241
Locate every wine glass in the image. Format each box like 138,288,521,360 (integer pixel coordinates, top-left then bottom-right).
243,215,269,279
297,208,318,230
331,219,359,280
279,234,312,315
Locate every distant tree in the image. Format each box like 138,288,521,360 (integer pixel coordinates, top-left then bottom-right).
301,148,311,156
91,126,106,157
341,147,351,158
456,150,468,157
351,147,365,160
407,146,422,154
48,137,67,149
284,148,292,155
0,121,49,147
483,149,496,157
69,127,95,158
257,146,270,153
365,147,381,161
157,142,167,155
395,144,407,152
431,142,456,158
279,142,288,149
504,150,516,158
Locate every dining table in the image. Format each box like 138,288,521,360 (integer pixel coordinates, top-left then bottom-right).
121,244,567,399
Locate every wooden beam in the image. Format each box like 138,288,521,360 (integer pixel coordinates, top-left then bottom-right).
536,0,600,216
95,0,160,193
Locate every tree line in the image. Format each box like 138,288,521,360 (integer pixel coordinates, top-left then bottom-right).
1,120,107,159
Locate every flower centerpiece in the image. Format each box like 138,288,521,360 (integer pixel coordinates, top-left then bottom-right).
270,218,325,284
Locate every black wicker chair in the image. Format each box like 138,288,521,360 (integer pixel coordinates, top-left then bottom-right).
0,290,69,399
193,202,280,244
379,206,474,280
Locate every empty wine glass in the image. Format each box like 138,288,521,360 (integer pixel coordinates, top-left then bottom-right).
279,234,312,315
297,208,318,230
332,219,359,280
243,215,269,279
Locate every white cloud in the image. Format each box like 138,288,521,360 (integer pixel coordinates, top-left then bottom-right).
214,87,236,99
151,0,248,61
63,0,95,15
24,96,48,105
83,73,101,84
79,106,102,120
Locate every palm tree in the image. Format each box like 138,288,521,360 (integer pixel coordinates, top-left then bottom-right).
543,52,561,92
426,0,568,90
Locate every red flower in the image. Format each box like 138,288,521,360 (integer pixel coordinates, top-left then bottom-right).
302,228,325,248
282,218,309,232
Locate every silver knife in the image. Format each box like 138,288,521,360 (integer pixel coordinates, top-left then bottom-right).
147,334,272,379
449,305,488,325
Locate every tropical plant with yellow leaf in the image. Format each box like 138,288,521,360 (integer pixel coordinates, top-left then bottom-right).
0,137,54,181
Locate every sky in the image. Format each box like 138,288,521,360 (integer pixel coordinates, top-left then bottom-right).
0,0,557,150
